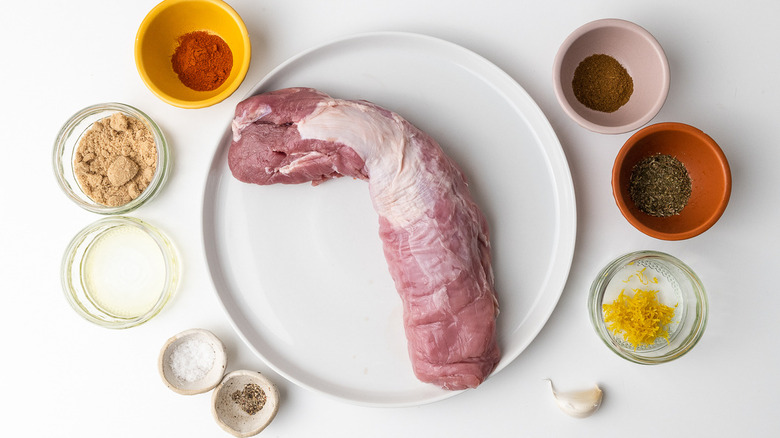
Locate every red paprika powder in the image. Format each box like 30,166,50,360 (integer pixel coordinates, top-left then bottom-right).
171,31,233,92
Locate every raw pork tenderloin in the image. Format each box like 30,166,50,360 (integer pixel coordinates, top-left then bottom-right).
229,87,500,390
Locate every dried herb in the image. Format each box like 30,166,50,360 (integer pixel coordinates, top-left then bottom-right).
231,383,267,415
629,154,692,217
572,54,633,113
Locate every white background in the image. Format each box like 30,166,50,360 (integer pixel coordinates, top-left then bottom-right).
2,0,778,436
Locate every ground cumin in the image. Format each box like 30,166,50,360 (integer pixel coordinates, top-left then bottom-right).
74,113,157,207
572,54,633,113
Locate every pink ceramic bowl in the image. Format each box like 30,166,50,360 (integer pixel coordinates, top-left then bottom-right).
553,19,670,134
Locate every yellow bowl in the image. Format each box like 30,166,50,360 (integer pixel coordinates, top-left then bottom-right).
135,0,251,109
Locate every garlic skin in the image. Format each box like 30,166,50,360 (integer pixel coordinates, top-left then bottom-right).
546,379,603,418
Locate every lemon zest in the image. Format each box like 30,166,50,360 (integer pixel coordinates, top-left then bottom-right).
602,288,676,349
634,268,659,285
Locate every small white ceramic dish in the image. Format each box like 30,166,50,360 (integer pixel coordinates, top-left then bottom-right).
159,329,228,395
212,370,280,437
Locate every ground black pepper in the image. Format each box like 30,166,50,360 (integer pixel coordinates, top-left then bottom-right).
231,383,267,415
629,154,692,217
572,54,633,113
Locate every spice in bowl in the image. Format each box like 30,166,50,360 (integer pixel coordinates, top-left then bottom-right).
169,336,218,383
134,0,251,108
231,383,267,415
171,31,233,91
159,329,228,395
552,18,670,134
628,154,692,217
212,370,280,437
572,54,633,113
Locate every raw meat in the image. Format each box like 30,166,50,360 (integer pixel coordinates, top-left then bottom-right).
229,87,500,390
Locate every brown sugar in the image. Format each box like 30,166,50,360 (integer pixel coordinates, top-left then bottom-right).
74,112,157,207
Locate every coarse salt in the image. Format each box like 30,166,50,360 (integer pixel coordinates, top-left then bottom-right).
169,338,216,382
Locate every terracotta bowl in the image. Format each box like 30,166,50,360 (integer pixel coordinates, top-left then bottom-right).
612,122,731,240
553,18,670,134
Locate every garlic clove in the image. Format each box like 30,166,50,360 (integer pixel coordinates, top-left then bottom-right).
546,379,603,418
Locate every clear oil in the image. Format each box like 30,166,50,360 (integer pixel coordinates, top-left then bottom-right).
81,224,166,318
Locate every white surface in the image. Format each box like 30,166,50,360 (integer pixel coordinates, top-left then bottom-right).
202,32,575,406
2,0,779,436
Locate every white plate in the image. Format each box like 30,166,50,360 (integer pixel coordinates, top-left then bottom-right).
203,32,576,407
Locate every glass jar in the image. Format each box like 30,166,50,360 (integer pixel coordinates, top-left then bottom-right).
588,250,708,364
53,102,171,214
61,216,180,329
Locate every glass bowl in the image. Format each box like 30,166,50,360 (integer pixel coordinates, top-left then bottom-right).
61,216,180,329
53,102,171,214
588,250,708,364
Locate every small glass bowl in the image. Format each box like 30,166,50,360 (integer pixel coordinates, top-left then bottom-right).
53,102,171,214
62,216,180,329
588,250,708,364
